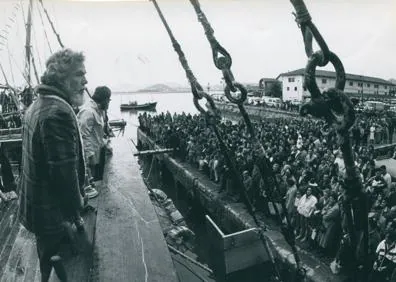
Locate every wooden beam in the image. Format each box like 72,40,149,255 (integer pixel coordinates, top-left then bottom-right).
133,148,174,156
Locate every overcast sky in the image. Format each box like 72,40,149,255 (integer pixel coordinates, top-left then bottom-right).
0,0,395,91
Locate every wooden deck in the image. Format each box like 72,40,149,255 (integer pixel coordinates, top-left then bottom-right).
0,137,178,282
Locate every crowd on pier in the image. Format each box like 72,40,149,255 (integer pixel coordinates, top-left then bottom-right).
139,110,396,280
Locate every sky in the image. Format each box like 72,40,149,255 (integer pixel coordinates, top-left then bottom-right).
0,0,395,91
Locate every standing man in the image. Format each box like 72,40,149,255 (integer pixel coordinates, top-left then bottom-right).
18,49,87,282
77,86,111,197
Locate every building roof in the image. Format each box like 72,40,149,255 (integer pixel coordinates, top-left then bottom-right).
277,68,396,86
260,78,278,82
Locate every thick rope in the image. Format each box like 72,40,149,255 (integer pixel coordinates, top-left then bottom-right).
189,0,304,279
290,1,368,281
150,0,204,100
152,1,283,280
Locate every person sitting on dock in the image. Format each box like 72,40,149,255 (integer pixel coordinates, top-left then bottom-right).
18,48,88,282
77,86,112,196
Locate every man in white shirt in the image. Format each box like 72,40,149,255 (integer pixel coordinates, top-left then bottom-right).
381,165,392,191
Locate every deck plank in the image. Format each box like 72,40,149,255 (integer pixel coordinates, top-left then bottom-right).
93,137,178,282
1,226,32,282
0,202,20,275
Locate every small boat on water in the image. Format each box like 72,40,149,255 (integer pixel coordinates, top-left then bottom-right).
120,101,157,111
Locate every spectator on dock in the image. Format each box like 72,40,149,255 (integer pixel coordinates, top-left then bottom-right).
77,86,112,199
18,49,88,282
138,110,396,277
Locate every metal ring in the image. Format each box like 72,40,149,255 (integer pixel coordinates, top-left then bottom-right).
224,82,248,104
193,91,217,114
304,50,345,99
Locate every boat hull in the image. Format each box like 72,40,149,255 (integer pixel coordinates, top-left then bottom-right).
120,102,157,111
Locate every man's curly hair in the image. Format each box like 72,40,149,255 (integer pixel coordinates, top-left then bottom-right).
41,48,85,88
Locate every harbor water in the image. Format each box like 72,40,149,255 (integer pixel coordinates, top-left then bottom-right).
106,92,199,140
112,92,276,281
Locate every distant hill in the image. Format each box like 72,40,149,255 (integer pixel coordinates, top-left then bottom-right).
389,78,396,85
137,83,190,93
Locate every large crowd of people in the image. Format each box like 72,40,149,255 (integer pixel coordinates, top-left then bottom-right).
139,110,396,280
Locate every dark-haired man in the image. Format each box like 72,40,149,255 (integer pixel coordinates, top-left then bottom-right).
77,86,112,198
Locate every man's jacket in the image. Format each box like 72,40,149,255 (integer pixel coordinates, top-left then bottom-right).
18,84,85,235
77,100,105,163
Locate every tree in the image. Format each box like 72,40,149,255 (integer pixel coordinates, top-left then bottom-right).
265,81,282,98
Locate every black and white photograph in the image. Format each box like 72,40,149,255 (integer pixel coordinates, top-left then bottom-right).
0,0,395,281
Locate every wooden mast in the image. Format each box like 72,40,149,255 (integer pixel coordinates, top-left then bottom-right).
24,0,33,87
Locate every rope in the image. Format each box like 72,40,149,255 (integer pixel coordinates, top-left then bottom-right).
31,15,43,72
172,255,208,282
290,1,368,281
151,1,282,280
150,0,204,100
30,47,40,85
290,0,330,66
38,0,64,48
6,43,16,86
144,156,155,181
8,52,29,85
36,0,53,53
189,0,303,279
168,244,213,274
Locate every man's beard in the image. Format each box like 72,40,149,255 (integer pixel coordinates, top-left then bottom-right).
71,92,85,107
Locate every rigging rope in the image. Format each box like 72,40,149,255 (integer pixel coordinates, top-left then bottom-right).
30,46,40,85
36,0,53,54
38,0,92,98
31,9,44,72
38,0,64,48
150,0,204,100
150,1,282,281
290,1,368,281
188,0,305,280
6,43,16,86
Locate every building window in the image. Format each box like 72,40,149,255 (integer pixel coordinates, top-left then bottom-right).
294,87,297,91
385,85,388,89
288,77,295,82
349,81,353,86
358,82,363,87
374,84,379,88
322,78,327,84
367,83,370,87
287,87,290,91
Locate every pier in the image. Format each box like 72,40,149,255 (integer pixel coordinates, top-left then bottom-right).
137,128,347,282
0,137,178,282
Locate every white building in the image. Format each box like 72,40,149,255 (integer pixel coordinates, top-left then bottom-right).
277,68,396,102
